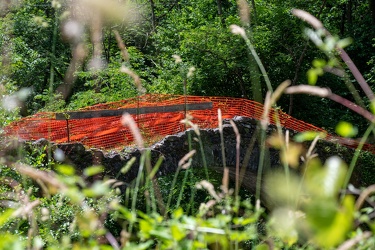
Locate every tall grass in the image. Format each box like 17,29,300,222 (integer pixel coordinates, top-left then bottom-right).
1,1,375,249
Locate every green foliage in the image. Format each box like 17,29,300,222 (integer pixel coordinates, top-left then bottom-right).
0,81,21,127
1,0,375,249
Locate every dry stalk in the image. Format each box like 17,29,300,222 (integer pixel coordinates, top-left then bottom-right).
229,120,241,198
337,231,372,250
355,184,375,210
285,85,375,122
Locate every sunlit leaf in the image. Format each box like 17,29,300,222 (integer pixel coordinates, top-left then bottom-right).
123,240,154,250
312,196,355,248
0,209,14,226
82,181,109,197
307,68,318,85
281,143,304,168
294,131,326,142
172,207,184,219
335,121,358,138
0,233,24,250
312,59,326,68
171,224,186,241
255,243,270,250
305,156,347,198
370,100,375,115
265,172,302,207
233,216,256,226
336,37,353,49
266,133,283,149
139,219,153,238
306,199,337,229
55,164,75,176
321,156,347,197
269,208,299,246
83,165,104,177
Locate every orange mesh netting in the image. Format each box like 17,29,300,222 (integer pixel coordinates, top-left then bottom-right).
4,94,375,153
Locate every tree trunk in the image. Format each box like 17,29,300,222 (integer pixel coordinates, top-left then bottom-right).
149,0,156,31
250,0,257,24
340,4,346,35
369,0,375,25
216,0,224,23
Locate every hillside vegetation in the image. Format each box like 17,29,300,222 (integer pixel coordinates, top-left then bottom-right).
1,0,375,249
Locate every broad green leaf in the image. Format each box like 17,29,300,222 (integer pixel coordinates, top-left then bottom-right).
150,228,173,240
312,59,326,68
233,216,256,226
269,208,299,246
55,164,75,176
313,196,355,248
265,172,301,207
139,220,153,239
294,131,326,142
0,209,14,227
82,181,109,197
306,199,337,229
0,233,24,250
307,68,318,85
123,240,154,250
321,156,347,197
255,243,270,250
370,100,375,115
171,224,186,241
335,121,358,138
83,165,104,177
172,207,184,219
336,37,353,49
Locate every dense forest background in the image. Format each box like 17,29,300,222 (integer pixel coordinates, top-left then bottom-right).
1,0,374,133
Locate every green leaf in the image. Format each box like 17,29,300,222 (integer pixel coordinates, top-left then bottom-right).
312,59,326,68
82,181,109,197
294,131,326,142
0,233,24,250
322,156,347,197
370,100,375,115
123,240,154,250
55,164,75,176
172,207,184,219
336,37,353,49
0,209,14,227
171,224,186,241
335,121,358,138
83,165,104,177
307,68,318,85
255,243,270,250
313,196,355,248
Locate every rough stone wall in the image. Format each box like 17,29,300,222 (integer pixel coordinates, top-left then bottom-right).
50,117,281,184
6,116,362,188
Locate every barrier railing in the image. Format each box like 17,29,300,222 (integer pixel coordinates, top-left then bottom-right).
4,94,375,153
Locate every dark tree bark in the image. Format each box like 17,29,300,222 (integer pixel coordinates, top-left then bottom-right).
340,3,346,35
216,0,224,24
149,0,156,31
250,0,257,24
369,0,375,25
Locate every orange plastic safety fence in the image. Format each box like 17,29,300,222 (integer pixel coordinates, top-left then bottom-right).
4,94,375,153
